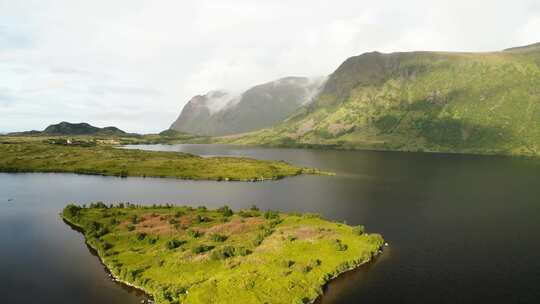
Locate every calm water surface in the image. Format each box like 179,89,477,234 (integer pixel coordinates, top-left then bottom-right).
2,144,540,303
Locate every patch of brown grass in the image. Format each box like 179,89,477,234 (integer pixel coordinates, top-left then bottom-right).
205,217,265,235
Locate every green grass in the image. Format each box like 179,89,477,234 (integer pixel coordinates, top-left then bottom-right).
62,203,384,304
0,136,327,181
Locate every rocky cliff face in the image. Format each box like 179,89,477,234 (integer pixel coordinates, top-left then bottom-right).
170,76,326,136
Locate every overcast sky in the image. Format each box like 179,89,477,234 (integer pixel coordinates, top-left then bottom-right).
1,0,539,133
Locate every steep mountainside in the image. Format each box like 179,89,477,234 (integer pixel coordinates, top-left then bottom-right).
43,122,126,136
228,44,540,157
170,77,326,136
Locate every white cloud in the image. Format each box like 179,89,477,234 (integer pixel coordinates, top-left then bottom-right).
1,0,539,133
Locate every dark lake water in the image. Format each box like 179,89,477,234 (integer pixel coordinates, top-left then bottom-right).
2,144,540,303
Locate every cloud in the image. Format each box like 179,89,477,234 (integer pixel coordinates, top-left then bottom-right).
89,85,161,97
0,26,33,51
1,0,539,133
0,87,16,107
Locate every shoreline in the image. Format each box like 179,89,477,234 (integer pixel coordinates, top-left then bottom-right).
62,216,156,303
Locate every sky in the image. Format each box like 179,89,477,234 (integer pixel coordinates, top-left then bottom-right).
1,0,539,133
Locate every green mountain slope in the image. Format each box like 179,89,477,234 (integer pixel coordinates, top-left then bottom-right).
227,44,540,157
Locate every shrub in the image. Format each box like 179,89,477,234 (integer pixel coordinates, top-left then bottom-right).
264,210,279,220
166,239,186,250
281,260,295,268
127,224,135,231
301,265,312,273
210,234,228,242
187,229,203,238
136,232,147,241
192,244,214,254
332,239,348,251
234,247,252,256
64,204,82,218
210,246,235,260
218,206,234,217
192,214,210,224
174,211,185,218
253,229,273,246
353,225,365,235
90,201,108,209
308,259,322,268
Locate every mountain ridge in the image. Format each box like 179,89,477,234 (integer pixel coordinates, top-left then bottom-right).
225,43,540,157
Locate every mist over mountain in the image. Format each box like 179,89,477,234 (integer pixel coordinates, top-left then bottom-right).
170,76,326,136
229,43,540,157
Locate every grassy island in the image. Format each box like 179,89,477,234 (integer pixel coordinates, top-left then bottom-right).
0,137,327,181
62,203,384,304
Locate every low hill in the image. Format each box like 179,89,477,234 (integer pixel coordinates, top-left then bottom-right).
9,122,128,136
43,122,126,136
227,43,540,157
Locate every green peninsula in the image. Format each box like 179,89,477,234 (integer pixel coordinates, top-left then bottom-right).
0,138,324,181
62,203,384,304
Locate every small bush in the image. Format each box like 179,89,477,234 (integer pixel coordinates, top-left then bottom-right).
264,210,279,220
353,225,365,235
210,234,228,242
187,229,203,238
234,247,252,256
166,239,186,250
210,246,235,260
281,260,295,268
301,265,313,273
192,244,214,254
136,232,147,241
218,206,233,217
64,204,82,218
332,239,348,251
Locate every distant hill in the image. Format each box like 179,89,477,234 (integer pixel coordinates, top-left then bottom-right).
10,122,127,136
227,43,540,157
43,122,127,136
170,76,326,136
